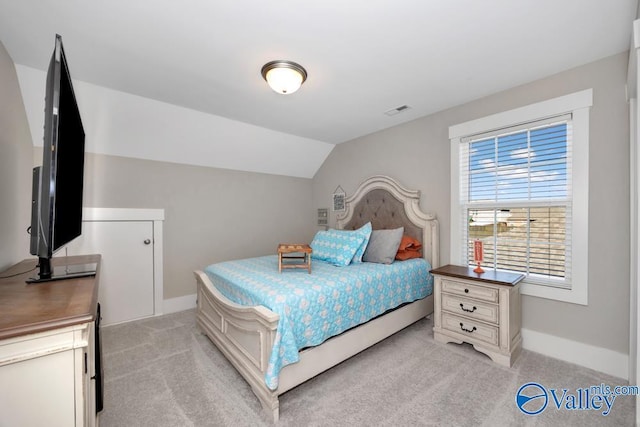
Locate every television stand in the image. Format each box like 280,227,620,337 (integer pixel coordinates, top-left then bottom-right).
0,254,101,426
26,256,97,284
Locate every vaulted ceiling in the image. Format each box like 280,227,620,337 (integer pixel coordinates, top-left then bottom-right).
1,1,636,147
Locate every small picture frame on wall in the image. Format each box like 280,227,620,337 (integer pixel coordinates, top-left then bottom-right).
332,190,345,212
317,208,328,226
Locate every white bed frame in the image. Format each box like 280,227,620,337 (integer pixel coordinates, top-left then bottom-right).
194,175,439,422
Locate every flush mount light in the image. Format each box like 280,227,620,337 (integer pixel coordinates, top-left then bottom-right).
261,60,308,95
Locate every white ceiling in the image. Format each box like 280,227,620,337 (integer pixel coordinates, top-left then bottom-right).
0,0,637,145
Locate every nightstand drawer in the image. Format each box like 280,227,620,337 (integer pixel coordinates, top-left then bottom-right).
441,293,499,324
441,279,498,303
441,313,499,346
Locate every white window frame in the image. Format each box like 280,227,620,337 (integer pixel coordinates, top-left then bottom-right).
449,89,592,305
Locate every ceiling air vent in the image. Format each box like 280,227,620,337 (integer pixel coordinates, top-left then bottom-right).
384,105,411,116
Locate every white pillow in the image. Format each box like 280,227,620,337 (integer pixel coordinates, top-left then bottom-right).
351,222,372,263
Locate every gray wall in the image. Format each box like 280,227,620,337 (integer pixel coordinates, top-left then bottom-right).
4,34,630,355
79,151,315,299
313,52,630,355
0,41,33,270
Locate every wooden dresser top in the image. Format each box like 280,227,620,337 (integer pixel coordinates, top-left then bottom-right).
430,264,525,287
0,254,100,340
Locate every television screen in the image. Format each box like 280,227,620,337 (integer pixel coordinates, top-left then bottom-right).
28,34,92,283
51,42,85,251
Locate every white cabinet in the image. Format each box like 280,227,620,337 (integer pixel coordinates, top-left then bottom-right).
0,323,95,427
0,255,100,427
64,208,164,325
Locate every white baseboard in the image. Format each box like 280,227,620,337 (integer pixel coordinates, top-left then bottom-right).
163,293,197,314
521,328,628,380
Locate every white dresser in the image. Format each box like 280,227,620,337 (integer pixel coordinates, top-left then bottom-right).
431,264,524,367
0,255,101,426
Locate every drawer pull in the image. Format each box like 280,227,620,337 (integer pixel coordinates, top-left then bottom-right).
460,303,477,313
459,323,477,333
464,288,469,293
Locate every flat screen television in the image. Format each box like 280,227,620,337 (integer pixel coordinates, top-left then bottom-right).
27,34,95,283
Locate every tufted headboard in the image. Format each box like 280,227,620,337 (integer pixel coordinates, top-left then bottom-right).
336,175,440,268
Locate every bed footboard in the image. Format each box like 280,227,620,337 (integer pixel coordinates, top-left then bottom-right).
194,270,281,421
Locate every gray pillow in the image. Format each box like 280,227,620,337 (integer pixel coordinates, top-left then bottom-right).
362,227,404,264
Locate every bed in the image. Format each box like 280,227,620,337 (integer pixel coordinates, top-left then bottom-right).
194,175,440,422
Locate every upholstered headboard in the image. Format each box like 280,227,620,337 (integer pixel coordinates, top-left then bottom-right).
336,175,440,268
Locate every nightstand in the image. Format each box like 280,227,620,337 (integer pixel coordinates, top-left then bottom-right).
431,264,524,367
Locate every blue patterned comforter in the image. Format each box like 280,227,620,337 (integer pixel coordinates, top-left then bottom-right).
204,255,433,390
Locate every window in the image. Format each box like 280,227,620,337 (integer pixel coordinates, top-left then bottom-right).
463,118,571,285
449,90,592,305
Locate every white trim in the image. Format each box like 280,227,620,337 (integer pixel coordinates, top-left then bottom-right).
82,207,165,221
521,328,628,380
450,90,591,305
152,220,164,316
629,98,638,386
449,89,593,139
629,22,640,426
627,20,640,99
163,293,197,314
450,139,462,268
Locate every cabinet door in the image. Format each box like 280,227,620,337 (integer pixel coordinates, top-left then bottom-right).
0,349,76,426
66,221,155,325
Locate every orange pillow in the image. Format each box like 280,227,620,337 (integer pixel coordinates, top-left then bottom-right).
396,235,422,260
397,235,422,251
395,250,423,261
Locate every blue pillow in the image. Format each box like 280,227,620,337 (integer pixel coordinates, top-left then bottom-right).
351,222,372,263
310,229,367,267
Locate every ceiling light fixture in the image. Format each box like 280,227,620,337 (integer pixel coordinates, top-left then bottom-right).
261,60,308,95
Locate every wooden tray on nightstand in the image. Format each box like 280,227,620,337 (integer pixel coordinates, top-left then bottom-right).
277,244,312,273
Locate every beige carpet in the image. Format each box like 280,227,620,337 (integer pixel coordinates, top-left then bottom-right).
99,309,634,426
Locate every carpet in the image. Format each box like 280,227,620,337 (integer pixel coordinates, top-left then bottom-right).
99,309,634,426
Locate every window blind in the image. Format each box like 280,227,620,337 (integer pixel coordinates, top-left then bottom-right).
459,115,573,287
